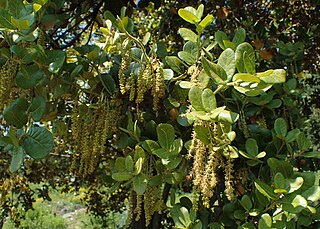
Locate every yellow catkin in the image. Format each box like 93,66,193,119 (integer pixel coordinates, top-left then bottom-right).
136,64,152,104
144,186,155,226
258,114,267,129
240,116,250,138
0,58,18,111
128,72,136,101
134,194,143,221
151,62,165,111
224,157,235,201
119,49,132,94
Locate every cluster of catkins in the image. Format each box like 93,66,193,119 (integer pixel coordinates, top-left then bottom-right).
70,101,120,177
118,43,165,111
188,121,236,207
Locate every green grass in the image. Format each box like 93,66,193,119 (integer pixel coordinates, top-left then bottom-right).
2,186,127,229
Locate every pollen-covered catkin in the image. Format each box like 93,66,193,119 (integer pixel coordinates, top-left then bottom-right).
0,59,19,111
119,48,132,94
151,62,165,111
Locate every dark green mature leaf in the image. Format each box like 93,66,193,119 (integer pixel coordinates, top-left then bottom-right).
215,31,229,50
0,9,15,29
157,124,175,149
16,64,44,89
133,173,147,195
101,74,116,95
171,204,192,228
29,96,46,121
217,110,239,123
232,28,246,46
3,98,29,128
245,138,259,157
240,195,253,211
235,42,255,73
194,125,210,145
267,158,293,178
274,118,287,138
23,127,54,160
202,57,227,84
296,133,311,151
46,50,65,74
9,146,24,173
218,48,236,80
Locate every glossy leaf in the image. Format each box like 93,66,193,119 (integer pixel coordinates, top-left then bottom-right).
29,96,46,121
232,28,246,46
3,98,29,128
235,42,255,73
194,125,210,145
157,124,175,149
218,48,236,80
196,14,213,34
112,172,131,181
178,28,198,43
133,173,147,195
215,31,229,50
254,180,277,200
23,127,54,160
9,147,24,173
257,69,286,84
202,57,227,84
165,56,184,74
16,64,44,89
178,9,199,24
267,158,293,178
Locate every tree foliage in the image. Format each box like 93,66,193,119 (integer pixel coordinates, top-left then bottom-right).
0,0,320,228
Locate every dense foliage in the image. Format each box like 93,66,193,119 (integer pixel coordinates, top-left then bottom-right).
0,0,320,228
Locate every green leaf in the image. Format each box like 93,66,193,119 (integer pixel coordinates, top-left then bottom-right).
274,172,286,191
165,56,184,74
296,133,311,151
178,28,198,43
240,195,253,211
22,127,54,160
178,51,196,65
125,155,134,172
232,28,246,46
303,151,320,159
189,86,205,111
287,177,304,193
243,51,256,74
218,48,236,80
257,69,286,84
245,138,259,157
112,172,131,181
46,50,65,74
149,175,162,187
178,9,199,24
3,98,29,128
202,57,227,84
235,42,255,73
101,74,116,95
16,64,44,89
157,124,175,149
274,118,287,138
133,173,147,195
29,96,46,121
292,195,307,208
258,213,272,229
9,147,24,173
195,4,204,19
217,110,239,124
267,158,293,178
115,157,126,171
163,69,174,80
201,88,216,112
171,204,192,228
194,125,210,145
196,14,213,34
164,155,182,169
0,9,15,29
215,31,229,50
302,186,320,202
254,180,277,200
